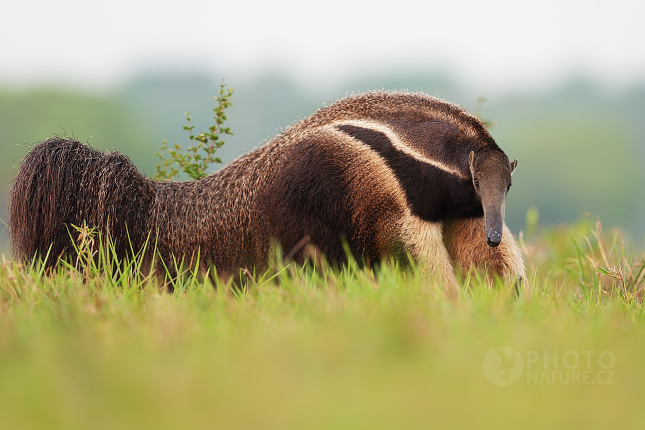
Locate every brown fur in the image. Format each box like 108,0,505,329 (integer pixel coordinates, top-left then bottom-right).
9,91,524,295
443,218,526,294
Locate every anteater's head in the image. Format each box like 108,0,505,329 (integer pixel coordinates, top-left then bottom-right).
468,150,518,247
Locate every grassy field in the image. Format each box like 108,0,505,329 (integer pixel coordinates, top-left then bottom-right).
1,217,644,430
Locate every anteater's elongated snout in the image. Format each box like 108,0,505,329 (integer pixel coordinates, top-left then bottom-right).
484,208,504,248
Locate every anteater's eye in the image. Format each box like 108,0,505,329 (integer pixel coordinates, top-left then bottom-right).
474,178,480,188
506,184,511,192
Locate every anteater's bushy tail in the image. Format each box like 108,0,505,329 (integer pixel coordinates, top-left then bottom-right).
9,137,156,266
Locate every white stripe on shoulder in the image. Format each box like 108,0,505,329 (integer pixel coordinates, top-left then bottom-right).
331,119,465,179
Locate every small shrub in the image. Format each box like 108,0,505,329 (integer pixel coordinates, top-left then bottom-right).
154,79,234,180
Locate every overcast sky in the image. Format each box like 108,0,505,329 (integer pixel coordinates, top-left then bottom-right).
1,0,644,93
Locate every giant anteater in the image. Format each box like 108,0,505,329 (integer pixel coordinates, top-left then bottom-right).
10,91,525,296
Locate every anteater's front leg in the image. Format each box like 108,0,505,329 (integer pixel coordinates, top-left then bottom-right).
399,215,459,300
442,217,527,296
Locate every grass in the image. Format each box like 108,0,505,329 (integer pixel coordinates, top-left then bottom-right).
1,218,645,430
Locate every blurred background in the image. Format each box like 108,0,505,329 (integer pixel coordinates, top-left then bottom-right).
2,0,645,255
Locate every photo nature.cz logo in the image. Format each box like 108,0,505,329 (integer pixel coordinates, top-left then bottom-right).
482,347,615,387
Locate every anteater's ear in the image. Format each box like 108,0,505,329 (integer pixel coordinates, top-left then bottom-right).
468,151,476,178
510,159,518,175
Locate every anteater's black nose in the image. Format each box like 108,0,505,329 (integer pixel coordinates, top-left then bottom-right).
486,231,501,247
